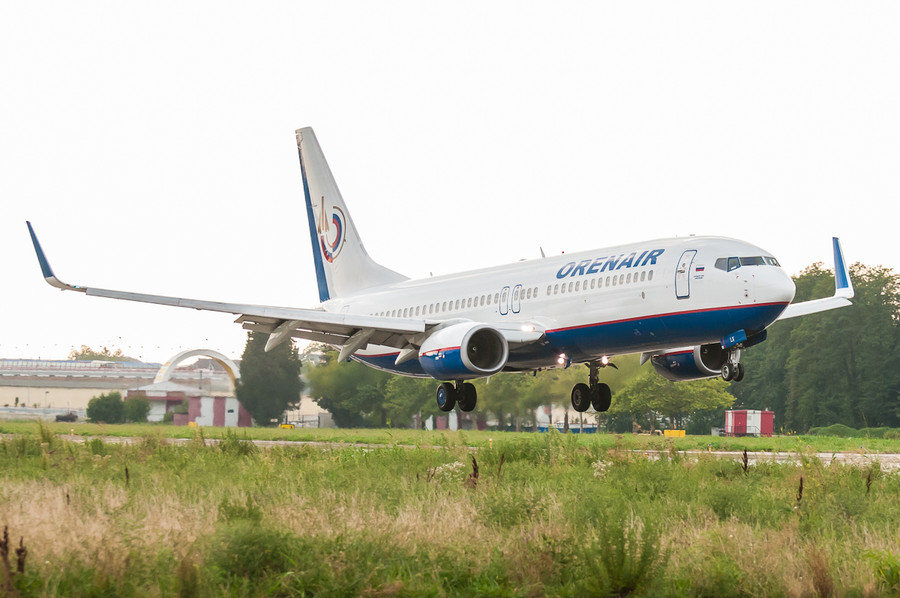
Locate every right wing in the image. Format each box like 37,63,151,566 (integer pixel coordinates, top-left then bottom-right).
777,237,854,320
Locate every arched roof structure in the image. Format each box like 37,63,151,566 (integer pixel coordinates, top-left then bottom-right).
153,349,240,392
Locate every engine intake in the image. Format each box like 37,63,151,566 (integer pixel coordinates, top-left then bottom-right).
418,323,509,380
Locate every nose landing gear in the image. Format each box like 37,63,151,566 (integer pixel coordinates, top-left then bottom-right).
720,349,744,382
570,359,613,413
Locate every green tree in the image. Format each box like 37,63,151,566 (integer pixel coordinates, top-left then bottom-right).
613,367,735,429
86,391,125,423
123,396,151,423
68,345,134,361
732,263,900,432
235,332,303,426
305,350,394,427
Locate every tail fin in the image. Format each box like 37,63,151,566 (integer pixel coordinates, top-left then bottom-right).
296,127,407,301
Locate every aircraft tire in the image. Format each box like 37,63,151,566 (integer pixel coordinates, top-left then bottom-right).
591,383,612,412
458,383,477,412
734,363,745,382
721,362,735,382
436,383,457,412
571,383,592,412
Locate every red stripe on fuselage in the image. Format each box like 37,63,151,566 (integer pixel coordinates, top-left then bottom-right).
545,302,790,334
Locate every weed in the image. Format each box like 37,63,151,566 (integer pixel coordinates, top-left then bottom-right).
806,545,834,598
865,550,900,593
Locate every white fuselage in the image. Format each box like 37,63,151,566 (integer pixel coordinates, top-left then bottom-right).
322,235,796,376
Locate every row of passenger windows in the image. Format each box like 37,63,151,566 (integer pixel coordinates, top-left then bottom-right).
371,269,656,319
547,269,654,296
373,287,539,318
715,256,780,272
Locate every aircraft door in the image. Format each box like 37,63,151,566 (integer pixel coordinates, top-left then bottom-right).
511,284,523,314
675,250,697,299
499,286,510,315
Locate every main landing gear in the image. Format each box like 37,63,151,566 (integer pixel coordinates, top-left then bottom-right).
571,360,613,413
436,381,477,413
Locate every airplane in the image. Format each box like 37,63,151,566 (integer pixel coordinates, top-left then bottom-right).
26,127,855,415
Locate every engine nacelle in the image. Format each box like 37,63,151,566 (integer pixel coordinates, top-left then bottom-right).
418,322,509,380
649,343,738,381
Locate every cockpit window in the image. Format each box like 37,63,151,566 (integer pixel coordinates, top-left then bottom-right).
716,255,781,271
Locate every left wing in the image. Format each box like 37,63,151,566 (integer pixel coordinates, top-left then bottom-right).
27,222,426,353
27,222,545,359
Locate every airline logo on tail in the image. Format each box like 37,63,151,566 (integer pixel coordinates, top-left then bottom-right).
315,197,346,263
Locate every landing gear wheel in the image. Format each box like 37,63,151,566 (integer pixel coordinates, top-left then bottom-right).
571,383,591,412
721,362,735,382
591,383,612,412
436,382,457,412
457,382,477,412
734,363,745,382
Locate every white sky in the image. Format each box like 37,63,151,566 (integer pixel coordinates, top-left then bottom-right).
2,1,899,364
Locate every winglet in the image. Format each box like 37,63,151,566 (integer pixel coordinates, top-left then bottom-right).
25,222,84,292
833,237,854,299
777,236,853,320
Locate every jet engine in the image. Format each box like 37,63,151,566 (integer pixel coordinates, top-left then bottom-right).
418,322,509,380
649,343,737,381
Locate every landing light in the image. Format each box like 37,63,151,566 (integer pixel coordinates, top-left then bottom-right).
521,324,535,333
601,355,610,366
557,353,567,365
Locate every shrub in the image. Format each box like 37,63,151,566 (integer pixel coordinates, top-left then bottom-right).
86,392,124,424
123,396,151,423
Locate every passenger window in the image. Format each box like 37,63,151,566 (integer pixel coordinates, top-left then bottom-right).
626,273,631,284
547,285,552,296
612,276,617,286
533,287,538,298
640,271,646,282
480,295,485,306
554,284,559,294
568,282,574,292
648,270,654,281
561,283,566,294
455,300,460,310
575,281,580,292
487,294,492,305
590,279,595,289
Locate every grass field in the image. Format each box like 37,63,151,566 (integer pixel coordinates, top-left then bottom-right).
3,420,900,454
2,423,900,596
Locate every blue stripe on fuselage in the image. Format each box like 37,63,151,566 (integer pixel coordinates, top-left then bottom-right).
352,303,788,378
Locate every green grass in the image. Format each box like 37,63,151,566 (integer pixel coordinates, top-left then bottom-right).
4,419,900,454
1,423,899,595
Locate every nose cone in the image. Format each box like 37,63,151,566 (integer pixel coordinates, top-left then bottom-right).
767,269,796,306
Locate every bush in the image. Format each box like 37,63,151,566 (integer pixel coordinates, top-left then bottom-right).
808,424,858,438
86,392,124,424
124,396,151,423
